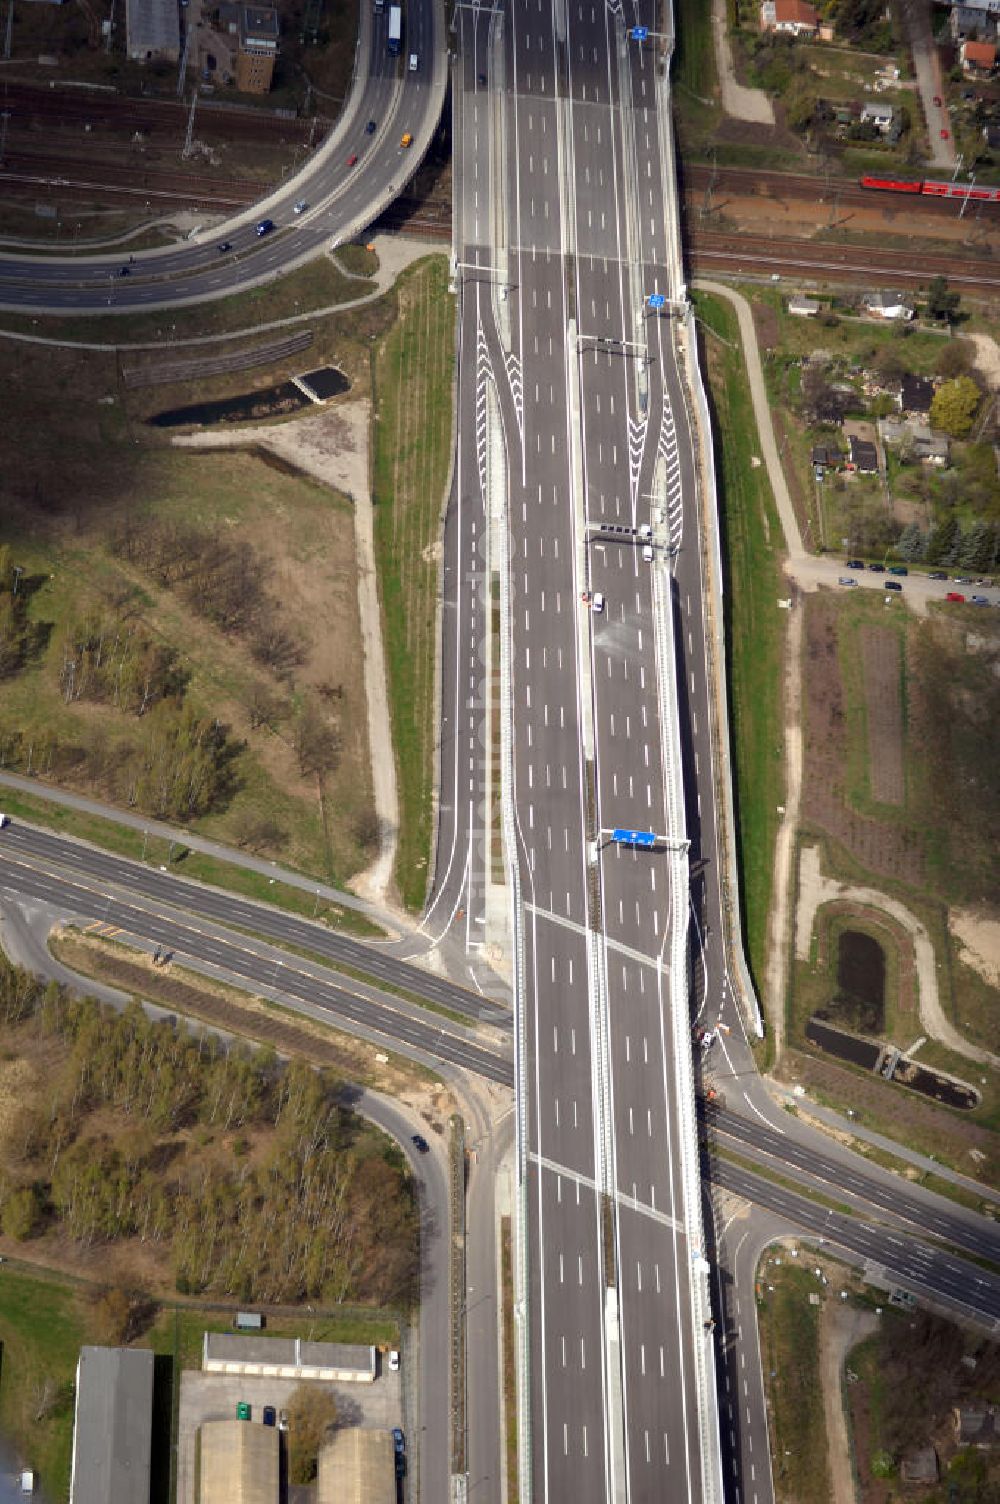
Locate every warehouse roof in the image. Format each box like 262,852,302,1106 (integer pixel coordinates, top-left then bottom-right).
203,1332,376,1382
70,1347,154,1504
317,1429,396,1504
199,1420,279,1504
126,0,180,58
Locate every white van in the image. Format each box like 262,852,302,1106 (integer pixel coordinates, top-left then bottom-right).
592,593,605,614
409,52,418,71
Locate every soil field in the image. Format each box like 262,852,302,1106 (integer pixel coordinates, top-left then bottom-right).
860,624,904,806
802,595,924,886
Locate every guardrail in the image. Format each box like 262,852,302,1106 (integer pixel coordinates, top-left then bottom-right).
492,377,533,1504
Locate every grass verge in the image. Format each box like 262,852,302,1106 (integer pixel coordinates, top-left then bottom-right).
371,256,455,911
0,784,382,938
757,1261,830,1503
0,1265,84,1496
692,291,785,993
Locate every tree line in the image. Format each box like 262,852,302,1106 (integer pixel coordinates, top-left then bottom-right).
0,962,419,1309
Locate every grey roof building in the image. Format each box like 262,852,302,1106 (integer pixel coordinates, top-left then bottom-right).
70,1347,154,1504
126,0,180,61
203,1331,376,1383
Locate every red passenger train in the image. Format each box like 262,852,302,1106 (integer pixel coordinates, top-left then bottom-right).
860,174,1000,203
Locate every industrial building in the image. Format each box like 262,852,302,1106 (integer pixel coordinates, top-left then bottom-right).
317,1429,396,1504
203,1332,377,1383
69,1347,154,1504
125,0,180,61
199,1420,279,1504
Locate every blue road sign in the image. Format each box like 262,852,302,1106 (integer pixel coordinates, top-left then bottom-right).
631,25,649,40
612,828,657,848
648,292,666,310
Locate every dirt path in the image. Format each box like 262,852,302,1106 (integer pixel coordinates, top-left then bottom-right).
174,400,400,910
795,844,1000,1070
821,1302,877,1504
711,0,775,125
765,601,802,1060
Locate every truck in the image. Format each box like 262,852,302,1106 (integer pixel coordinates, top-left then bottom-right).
388,4,401,55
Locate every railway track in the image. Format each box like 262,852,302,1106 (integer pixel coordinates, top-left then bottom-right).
0,79,317,144
682,161,1000,219
686,228,1000,291
0,152,260,208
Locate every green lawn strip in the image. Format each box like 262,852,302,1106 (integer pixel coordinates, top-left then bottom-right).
756,1262,831,1504
0,1264,86,1496
692,291,785,995
0,256,374,347
0,785,383,939
371,256,455,912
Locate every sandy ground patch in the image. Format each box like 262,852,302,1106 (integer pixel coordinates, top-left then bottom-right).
959,332,1000,393
711,0,775,124
949,909,1000,989
821,1301,878,1504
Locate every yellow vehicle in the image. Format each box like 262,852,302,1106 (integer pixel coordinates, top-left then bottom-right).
400,132,413,148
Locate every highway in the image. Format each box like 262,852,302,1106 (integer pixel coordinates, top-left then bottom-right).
0,849,513,1085
0,0,444,311
0,820,503,1027
445,0,723,1494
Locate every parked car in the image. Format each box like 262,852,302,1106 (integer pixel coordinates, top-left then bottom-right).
933,94,942,107
946,592,966,603
263,1406,276,1427
971,595,989,606
941,129,950,139
868,563,885,573
846,559,864,570
838,577,858,587
927,571,947,580
884,580,903,592
412,1133,430,1153
953,576,973,584
388,1350,400,1371
888,566,908,576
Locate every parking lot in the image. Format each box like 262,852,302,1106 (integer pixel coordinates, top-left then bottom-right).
177,1366,403,1504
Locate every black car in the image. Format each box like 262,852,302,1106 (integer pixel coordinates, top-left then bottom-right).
365,119,377,134
412,1134,430,1153
217,241,233,253
927,571,947,580
868,563,885,573
846,559,864,570
477,72,487,84
262,1405,276,1427
885,580,903,592
117,266,130,277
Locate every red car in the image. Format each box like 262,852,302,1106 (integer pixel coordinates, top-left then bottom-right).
347,152,358,166
932,94,942,107
946,592,966,603
940,129,950,139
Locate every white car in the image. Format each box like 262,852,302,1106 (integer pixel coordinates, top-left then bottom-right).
592,592,605,613
0,813,7,828
388,1350,400,1372
293,199,308,215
